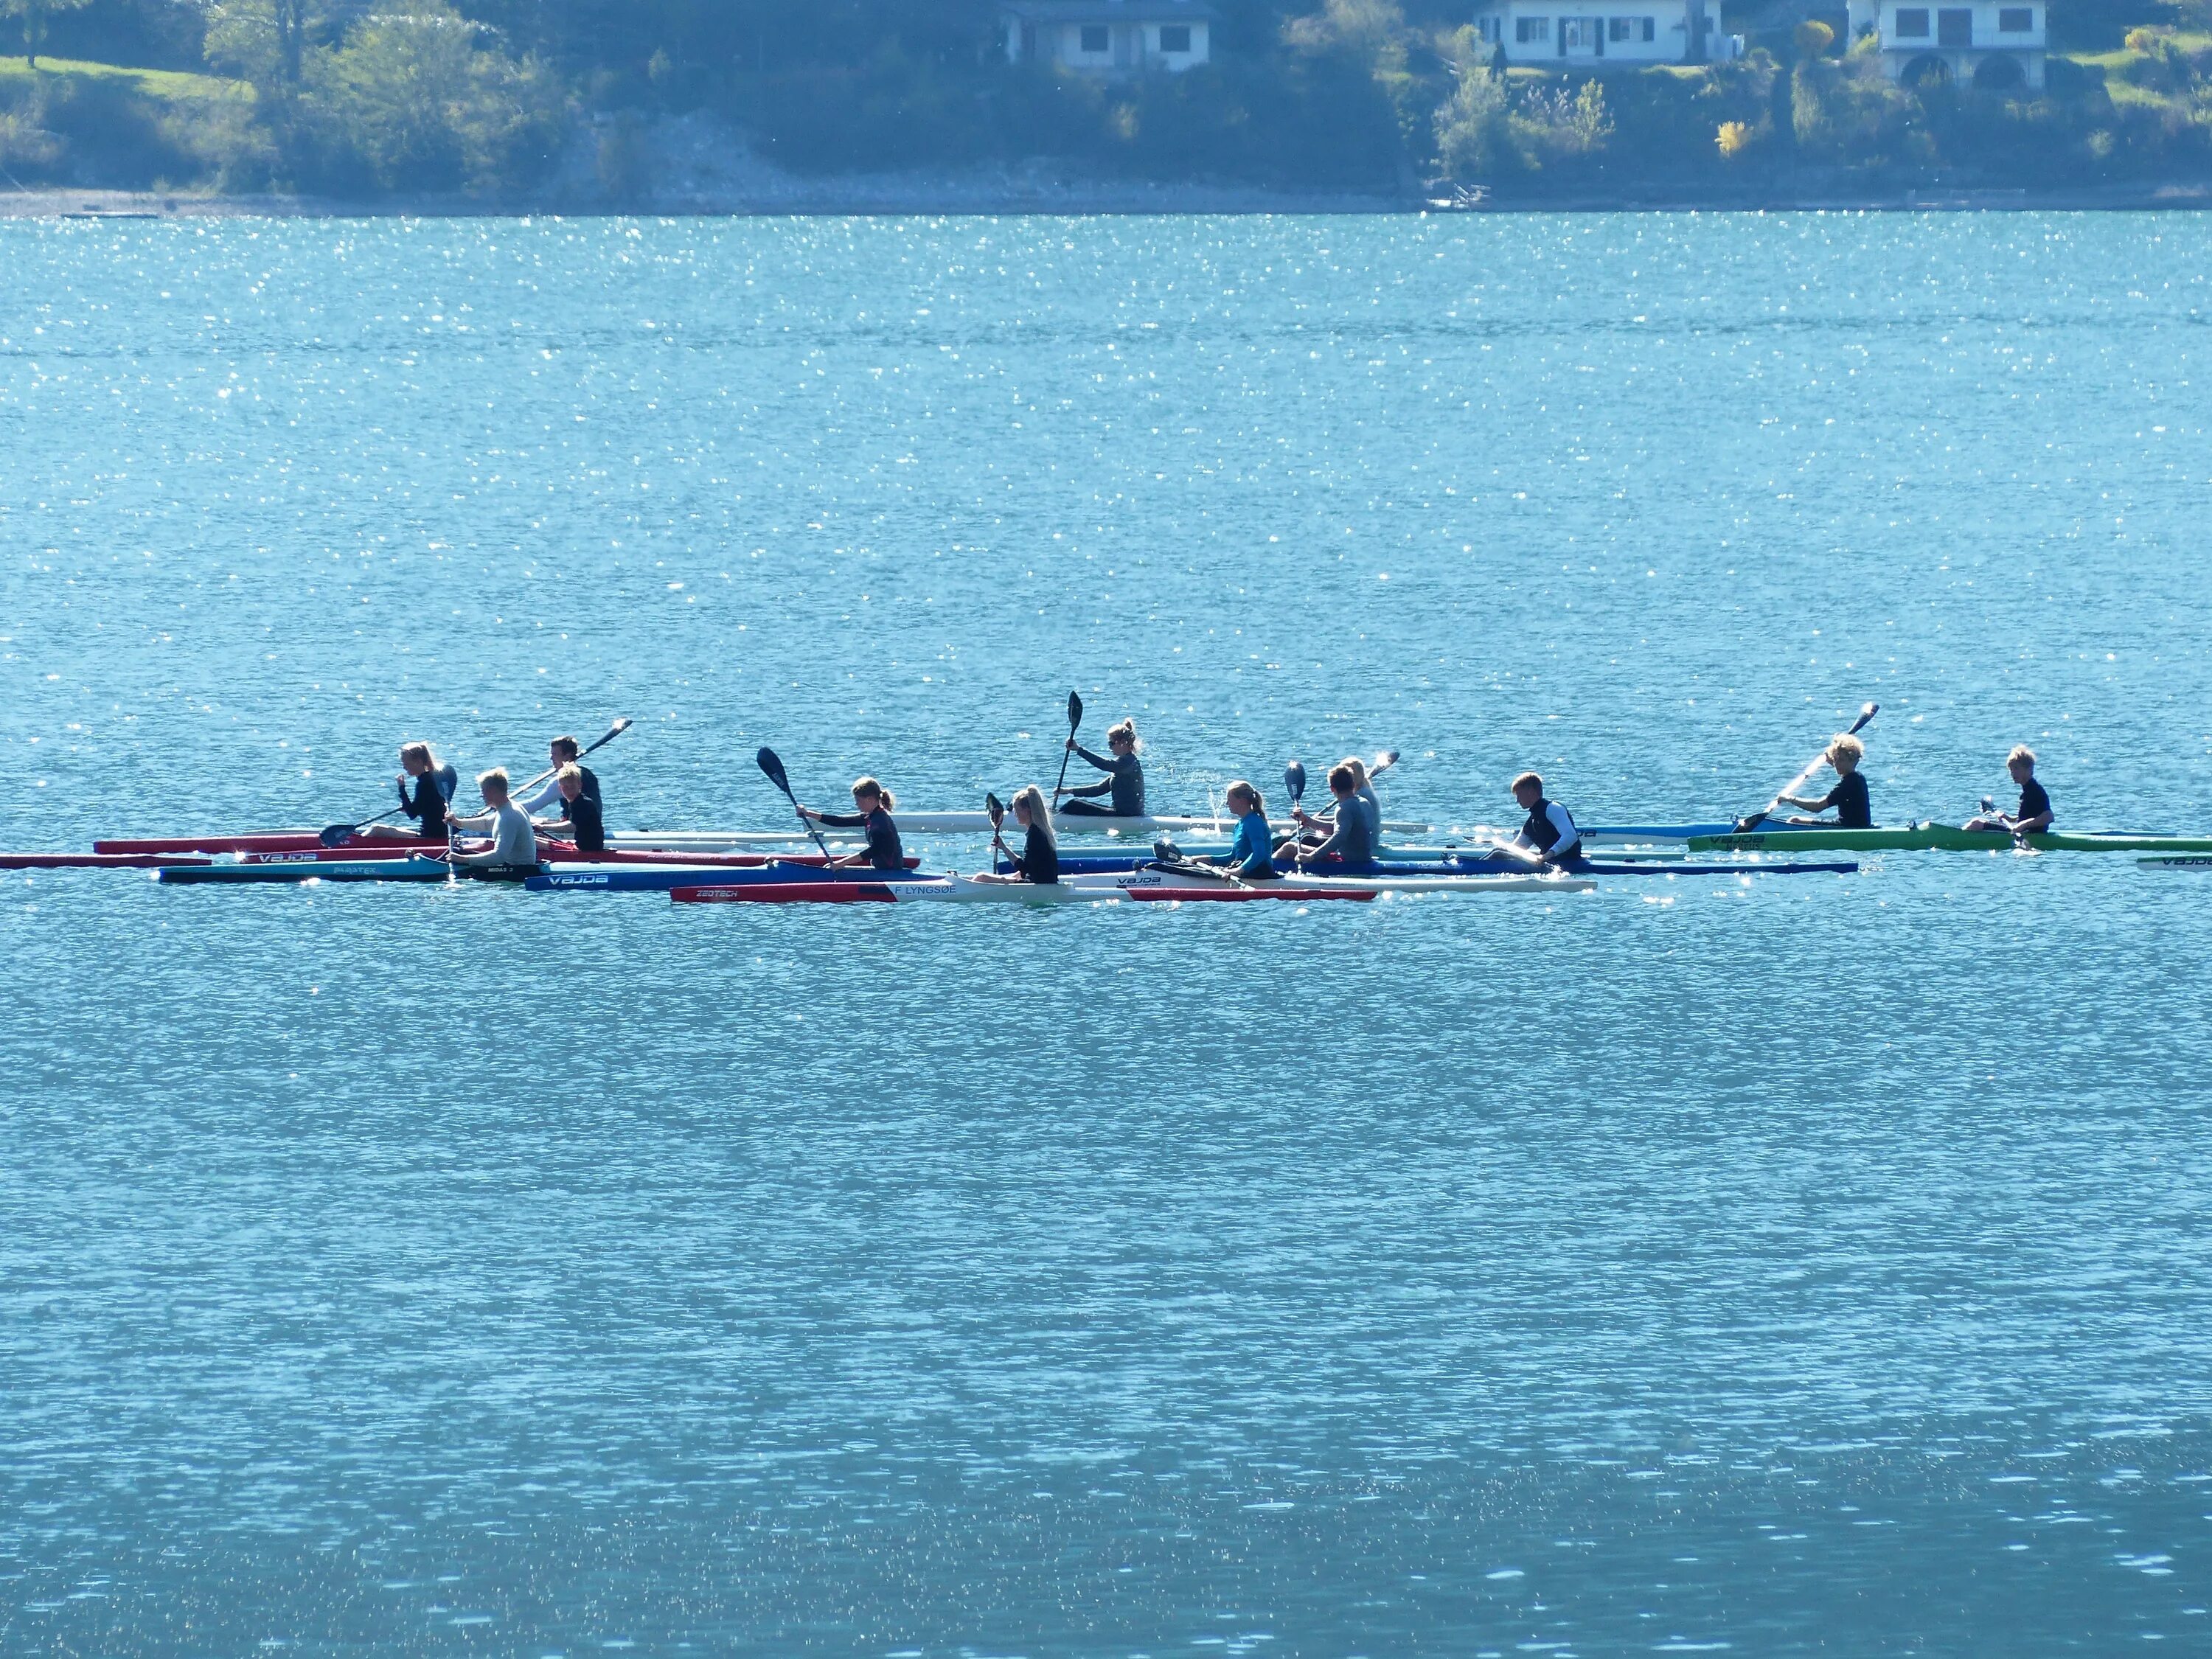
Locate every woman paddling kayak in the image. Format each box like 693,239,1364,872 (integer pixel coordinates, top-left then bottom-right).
973,785,1060,886
1058,719,1144,818
1777,732,1872,828
1186,780,1277,879
801,776,906,871
360,742,457,845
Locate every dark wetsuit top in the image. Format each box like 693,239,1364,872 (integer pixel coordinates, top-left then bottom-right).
2017,778,2052,827
1064,745,1145,816
557,790,606,854
1520,799,1582,860
398,766,456,843
1812,771,1872,829
820,807,905,871
1015,825,1060,885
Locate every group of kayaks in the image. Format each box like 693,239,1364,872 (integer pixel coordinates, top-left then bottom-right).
13,700,2212,905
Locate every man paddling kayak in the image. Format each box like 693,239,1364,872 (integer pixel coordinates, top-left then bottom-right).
973,785,1061,886
1279,763,1374,867
1059,719,1145,818
1497,772,1583,869
1775,732,1872,828
445,768,541,877
534,764,605,854
800,776,906,871
520,734,601,817
1282,754,1385,857
1963,745,2054,836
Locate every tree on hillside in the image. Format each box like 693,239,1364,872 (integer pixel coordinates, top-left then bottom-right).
2,0,93,70
307,0,565,192
204,0,321,94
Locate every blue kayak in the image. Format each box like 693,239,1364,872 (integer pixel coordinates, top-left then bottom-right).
528,863,925,894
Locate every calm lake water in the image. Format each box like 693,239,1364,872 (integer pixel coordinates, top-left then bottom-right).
3,212,2209,1655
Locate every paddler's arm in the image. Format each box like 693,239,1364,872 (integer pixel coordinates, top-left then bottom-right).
1067,741,1114,773
1060,775,1113,799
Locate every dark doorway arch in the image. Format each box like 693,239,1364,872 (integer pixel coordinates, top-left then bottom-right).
1901,52,1952,87
1972,52,2025,89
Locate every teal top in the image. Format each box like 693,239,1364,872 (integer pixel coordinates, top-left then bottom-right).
1226,811,1276,877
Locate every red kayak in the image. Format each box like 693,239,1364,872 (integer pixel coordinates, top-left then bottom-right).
230,844,916,869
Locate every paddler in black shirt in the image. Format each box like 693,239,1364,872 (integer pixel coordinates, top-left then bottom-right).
1964,745,2054,835
801,776,906,871
1497,771,1584,869
535,764,606,854
1778,732,1872,828
1058,719,1145,818
973,785,1061,886
361,742,456,844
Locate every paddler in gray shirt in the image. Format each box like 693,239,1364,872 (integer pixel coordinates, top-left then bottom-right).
445,768,541,876
1278,762,1374,868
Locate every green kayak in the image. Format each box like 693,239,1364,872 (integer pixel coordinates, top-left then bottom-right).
1687,824,2212,855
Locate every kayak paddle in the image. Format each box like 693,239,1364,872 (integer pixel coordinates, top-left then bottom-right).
1284,760,1307,870
987,790,1011,869
757,746,835,863
1050,690,1083,801
1735,702,1878,833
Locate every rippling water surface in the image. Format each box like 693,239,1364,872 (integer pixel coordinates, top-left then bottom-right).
3,213,2209,1655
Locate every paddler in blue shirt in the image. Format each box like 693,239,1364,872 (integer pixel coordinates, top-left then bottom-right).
1189,780,1277,878
1963,745,2054,835
1498,772,1583,869
1279,763,1374,868
1776,732,1871,827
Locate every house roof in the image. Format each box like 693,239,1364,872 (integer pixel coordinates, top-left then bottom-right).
1001,1,1217,21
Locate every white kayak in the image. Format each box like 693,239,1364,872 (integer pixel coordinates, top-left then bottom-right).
671,869,1595,905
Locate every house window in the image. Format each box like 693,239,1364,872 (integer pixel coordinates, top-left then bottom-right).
1643,15,1655,37
1517,15,1550,41
1997,5,2031,28
1159,23,1192,51
1937,7,1971,43
1562,16,1593,45
1080,24,1110,52
1608,16,1632,40
1893,7,1929,35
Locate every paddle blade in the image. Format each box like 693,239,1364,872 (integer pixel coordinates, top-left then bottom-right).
318,823,358,848
756,747,792,799
1284,760,1307,805
987,792,1006,828
1848,701,1879,736
1373,748,1400,773
1066,691,1083,733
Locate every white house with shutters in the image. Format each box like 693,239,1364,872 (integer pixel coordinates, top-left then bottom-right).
1849,0,2045,88
1470,0,1740,65
1001,1,1214,74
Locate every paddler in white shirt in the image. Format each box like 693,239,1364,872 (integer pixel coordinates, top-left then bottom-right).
445,768,541,878
1496,771,1584,869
